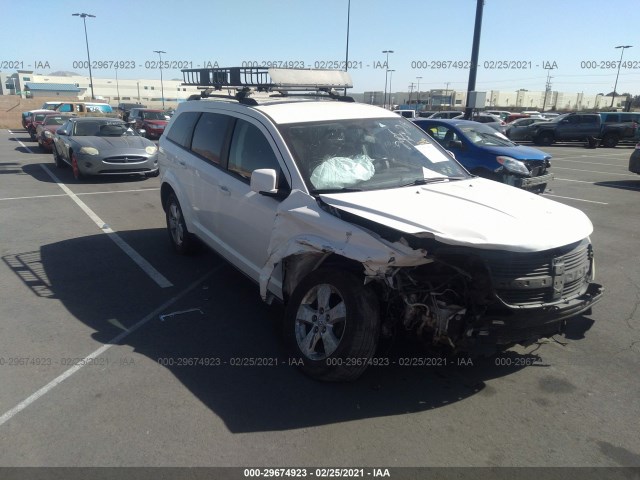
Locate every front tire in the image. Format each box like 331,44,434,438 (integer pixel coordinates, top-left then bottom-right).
534,131,554,146
53,146,66,169
71,153,83,180
284,268,380,382
601,133,619,148
165,193,197,254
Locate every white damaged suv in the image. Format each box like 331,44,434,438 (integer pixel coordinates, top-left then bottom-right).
158,68,602,381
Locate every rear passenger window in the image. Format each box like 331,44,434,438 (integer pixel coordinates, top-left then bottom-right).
166,112,200,149
190,113,231,165
228,120,279,180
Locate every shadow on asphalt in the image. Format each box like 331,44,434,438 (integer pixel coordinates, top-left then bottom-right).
21,162,153,185
0,161,22,174
594,180,640,192
2,230,580,433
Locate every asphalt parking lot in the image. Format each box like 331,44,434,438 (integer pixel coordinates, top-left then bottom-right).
0,129,638,470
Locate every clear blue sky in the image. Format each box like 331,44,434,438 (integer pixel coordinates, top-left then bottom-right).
2,0,638,96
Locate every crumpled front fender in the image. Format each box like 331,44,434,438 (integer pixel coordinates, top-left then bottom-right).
259,190,431,300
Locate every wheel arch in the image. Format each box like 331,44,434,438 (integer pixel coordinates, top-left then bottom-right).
160,182,175,212
281,252,368,303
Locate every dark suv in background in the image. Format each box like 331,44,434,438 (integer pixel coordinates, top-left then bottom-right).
117,103,146,122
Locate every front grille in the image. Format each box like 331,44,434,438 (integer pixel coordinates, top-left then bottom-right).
522,160,547,177
97,168,152,174
103,156,147,164
487,241,591,306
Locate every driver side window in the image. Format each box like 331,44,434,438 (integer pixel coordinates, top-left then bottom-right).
228,120,280,181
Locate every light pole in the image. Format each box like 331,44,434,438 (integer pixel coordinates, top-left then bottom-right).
343,0,351,96
72,13,96,100
154,50,166,110
387,69,395,109
541,67,554,112
115,68,120,104
382,50,393,108
444,82,450,109
416,76,422,111
611,45,632,108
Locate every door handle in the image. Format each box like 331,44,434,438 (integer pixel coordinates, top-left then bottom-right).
178,160,186,166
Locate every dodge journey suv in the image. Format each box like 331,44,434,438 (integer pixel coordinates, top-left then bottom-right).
158,67,602,381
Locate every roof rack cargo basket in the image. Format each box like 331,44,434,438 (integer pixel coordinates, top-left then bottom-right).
181,67,353,92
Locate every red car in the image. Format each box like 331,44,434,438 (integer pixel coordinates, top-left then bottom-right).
128,108,168,139
24,109,55,140
36,113,74,152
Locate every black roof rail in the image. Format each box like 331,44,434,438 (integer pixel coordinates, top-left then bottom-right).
182,67,354,103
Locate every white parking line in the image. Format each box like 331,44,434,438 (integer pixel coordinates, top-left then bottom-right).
0,188,160,202
0,268,219,429
10,136,171,288
40,164,173,288
543,193,608,205
552,166,638,177
0,193,68,201
552,159,627,167
555,178,594,184
552,152,632,160
555,178,640,191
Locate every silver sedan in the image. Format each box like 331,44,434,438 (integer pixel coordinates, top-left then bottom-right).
52,117,159,180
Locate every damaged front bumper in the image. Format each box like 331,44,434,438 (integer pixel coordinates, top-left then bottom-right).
470,282,603,349
504,172,555,190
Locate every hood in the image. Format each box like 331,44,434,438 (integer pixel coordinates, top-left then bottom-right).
143,120,167,126
479,144,550,160
75,135,154,152
319,178,593,252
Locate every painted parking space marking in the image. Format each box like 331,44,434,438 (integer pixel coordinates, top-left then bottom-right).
555,178,640,192
542,193,608,205
10,136,171,288
552,159,629,167
0,188,160,202
0,269,218,429
0,193,68,201
551,166,638,177
40,164,172,288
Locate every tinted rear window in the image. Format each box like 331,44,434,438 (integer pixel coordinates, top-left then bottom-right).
190,113,232,165
166,112,201,148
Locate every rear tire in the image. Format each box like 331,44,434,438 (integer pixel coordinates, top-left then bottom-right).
284,268,380,382
165,193,197,255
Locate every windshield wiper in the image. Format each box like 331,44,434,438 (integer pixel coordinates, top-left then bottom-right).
399,177,466,187
310,187,363,194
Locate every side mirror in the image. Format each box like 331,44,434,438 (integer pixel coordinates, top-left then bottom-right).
447,140,463,149
56,128,67,136
250,168,277,194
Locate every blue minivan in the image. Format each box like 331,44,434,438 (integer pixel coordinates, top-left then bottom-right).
413,118,553,193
